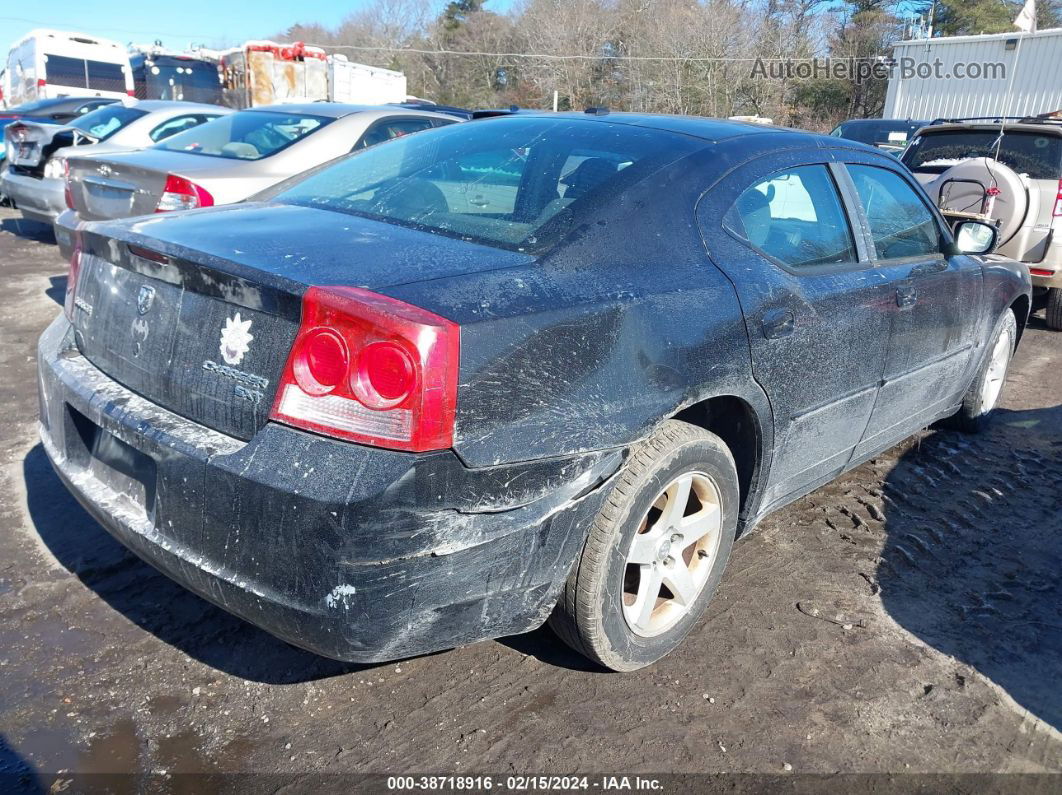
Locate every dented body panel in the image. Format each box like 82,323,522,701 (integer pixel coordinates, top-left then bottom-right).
38,114,1031,662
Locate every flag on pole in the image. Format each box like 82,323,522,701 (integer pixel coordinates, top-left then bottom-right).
1014,0,1037,33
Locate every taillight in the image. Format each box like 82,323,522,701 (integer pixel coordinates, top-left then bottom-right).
64,234,82,323
63,160,74,210
36,78,46,88
156,174,214,212
1053,179,1062,217
271,286,460,452
1030,267,1054,277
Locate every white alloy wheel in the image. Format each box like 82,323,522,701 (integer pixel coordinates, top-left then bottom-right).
622,471,723,637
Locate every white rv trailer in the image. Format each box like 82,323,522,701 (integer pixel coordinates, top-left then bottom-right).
327,55,407,104
884,27,1062,121
4,29,133,107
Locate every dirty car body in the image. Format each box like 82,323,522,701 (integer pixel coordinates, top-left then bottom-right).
38,114,1031,664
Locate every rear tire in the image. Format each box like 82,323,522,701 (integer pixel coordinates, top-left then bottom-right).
1047,288,1062,331
944,310,1016,433
549,420,739,671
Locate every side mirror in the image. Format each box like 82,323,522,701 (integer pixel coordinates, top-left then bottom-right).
954,220,997,255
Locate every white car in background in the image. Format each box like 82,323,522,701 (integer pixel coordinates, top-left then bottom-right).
2,99,230,230
57,104,458,258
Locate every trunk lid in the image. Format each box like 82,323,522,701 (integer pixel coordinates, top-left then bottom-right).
5,120,97,173
71,205,532,441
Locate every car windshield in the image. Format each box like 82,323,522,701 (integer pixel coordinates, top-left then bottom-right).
831,120,924,146
269,117,702,253
155,110,331,160
903,129,1062,179
69,105,147,141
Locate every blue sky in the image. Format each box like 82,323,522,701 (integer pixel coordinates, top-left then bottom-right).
0,1,516,53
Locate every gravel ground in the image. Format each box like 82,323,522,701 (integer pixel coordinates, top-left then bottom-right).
0,206,1059,790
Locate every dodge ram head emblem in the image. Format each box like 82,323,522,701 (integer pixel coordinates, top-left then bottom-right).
220,313,253,365
137,285,155,315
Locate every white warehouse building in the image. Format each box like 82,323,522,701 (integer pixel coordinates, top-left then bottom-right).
884,27,1062,120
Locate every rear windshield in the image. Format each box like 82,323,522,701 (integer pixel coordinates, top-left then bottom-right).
44,55,127,93
903,129,1062,179
270,117,702,253
70,105,147,141
155,110,330,160
831,120,925,146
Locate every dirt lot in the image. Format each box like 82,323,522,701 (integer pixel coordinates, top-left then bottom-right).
0,206,1059,789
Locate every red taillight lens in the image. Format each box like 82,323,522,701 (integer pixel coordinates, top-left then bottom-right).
1054,179,1062,217
36,78,46,88
63,159,74,210
1030,267,1054,277
156,174,214,212
64,235,82,323
271,286,460,452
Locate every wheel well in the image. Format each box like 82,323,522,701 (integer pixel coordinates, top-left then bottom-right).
672,396,761,518
1011,294,1031,342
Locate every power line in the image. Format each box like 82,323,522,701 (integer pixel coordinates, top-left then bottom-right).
0,14,894,63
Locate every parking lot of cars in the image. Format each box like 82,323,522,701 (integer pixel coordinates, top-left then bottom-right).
1,206,1060,782
1,18,1060,785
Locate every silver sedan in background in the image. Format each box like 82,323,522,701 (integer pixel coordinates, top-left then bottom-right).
2,100,230,227
57,104,459,258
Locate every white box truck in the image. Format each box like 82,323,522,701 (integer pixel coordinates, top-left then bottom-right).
884,28,1062,120
4,29,133,107
327,55,407,104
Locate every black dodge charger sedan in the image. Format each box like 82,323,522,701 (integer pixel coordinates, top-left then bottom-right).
40,112,1030,671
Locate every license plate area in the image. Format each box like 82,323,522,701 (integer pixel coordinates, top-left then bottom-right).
66,404,157,516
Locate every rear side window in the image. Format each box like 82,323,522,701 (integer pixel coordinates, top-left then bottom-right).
44,55,88,89
156,111,331,160
86,61,126,93
848,165,940,260
904,130,1062,179
724,165,857,269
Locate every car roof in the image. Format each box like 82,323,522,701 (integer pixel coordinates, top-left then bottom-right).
919,120,1062,136
837,118,929,127
245,103,454,120
475,110,841,148
134,100,229,113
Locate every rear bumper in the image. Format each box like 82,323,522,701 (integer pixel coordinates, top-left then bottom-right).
0,170,64,224
1031,270,1062,289
37,316,619,663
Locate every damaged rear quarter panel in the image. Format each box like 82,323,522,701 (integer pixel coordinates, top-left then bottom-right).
381,154,772,470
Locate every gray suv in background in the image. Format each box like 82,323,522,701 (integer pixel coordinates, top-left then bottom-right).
902,115,1062,329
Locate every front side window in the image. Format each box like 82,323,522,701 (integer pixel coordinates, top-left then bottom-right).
70,105,147,141
149,114,217,142
847,164,940,260
353,118,436,151
271,117,700,253
155,110,331,160
724,165,857,269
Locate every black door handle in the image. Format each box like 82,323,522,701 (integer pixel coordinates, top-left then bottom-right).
762,309,795,339
896,284,917,309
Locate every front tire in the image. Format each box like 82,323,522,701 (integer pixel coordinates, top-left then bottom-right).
1047,288,1062,331
945,310,1017,433
549,420,739,671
